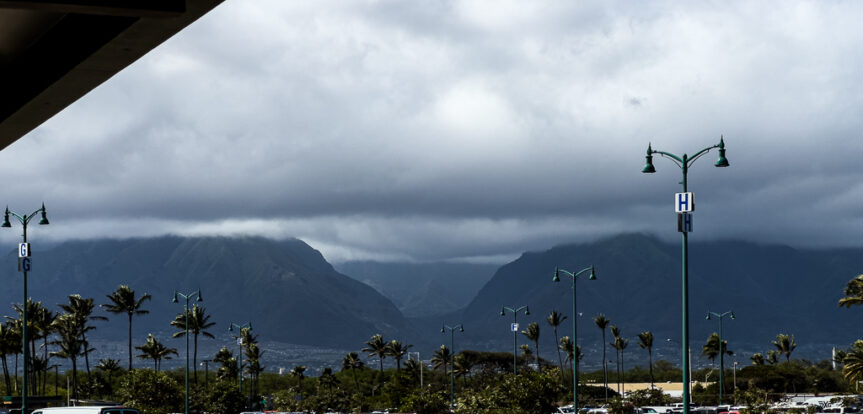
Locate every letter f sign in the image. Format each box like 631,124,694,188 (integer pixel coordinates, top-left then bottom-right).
675,192,694,213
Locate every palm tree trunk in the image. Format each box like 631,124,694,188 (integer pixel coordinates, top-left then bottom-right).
621,349,625,394
352,367,359,393
554,327,563,373
2,355,10,395
649,348,654,387
194,332,199,384
535,338,541,372
83,333,92,376
71,356,79,401
127,313,133,371
602,330,608,401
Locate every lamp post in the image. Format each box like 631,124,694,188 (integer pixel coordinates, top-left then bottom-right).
553,266,596,413
666,338,692,398
642,138,729,414
201,359,212,390
500,305,529,375
706,310,734,405
2,204,49,414
173,290,202,414
229,322,252,396
733,361,738,405
441,324,464,408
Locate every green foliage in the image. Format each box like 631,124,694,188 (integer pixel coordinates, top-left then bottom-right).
400,388,449,414
608,396,636,414
627,388,671,407
453,371,564,414
117,369,183,414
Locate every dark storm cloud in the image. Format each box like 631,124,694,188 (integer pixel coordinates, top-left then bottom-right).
1,1,862,262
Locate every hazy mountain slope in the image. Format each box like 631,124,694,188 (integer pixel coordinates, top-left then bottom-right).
0,236,413,349
336,261,498,317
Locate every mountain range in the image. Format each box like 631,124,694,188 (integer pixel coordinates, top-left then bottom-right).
1,233,862,372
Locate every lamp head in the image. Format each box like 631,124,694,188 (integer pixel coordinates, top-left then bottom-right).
441,326,445,333
196,290,203,302
705,312,711,320
38,203,49,225
459,325,464,332
524,306,530,316
2,208,10,228
730,312,735,320
715,136,729,168
172,292,178,303
553,268,560,282
228,325,234,332
642,143,656,173
500,308,505,317
588,266,597,280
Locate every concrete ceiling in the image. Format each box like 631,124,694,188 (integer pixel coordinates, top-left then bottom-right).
0,0,224,150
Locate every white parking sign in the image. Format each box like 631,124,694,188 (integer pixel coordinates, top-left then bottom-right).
19,243,30,257
511,323,519,332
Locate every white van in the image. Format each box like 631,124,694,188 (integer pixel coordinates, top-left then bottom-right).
32,406,140,414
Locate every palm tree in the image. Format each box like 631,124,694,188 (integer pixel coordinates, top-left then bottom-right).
594,314,610,401
97,358,121,394
59,294,106,375
431,344,452,375
103,285,152,370
610,325,622,393
766,350,779,365
638,331,655,387
702,332,732,367
750,353,764,366
10,298,46,389
616,336,629,392
521,322,541,371
136,333,177,371
50,313,83,400
843,340,863,384
839,275,863,308
0,323,19,395
170,304,216,383
547,310,567,372
387,340,413,371
213,347,237,380
341,352,364,393
362,334,388,373
560,336,574,366
772,333,797,362
245,343,264,398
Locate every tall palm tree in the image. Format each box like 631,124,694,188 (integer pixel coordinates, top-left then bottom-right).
386,340,412,371
97,358,121,395
170,304,216,383
135,333,177,371
521,322,541,372
10,298,47,389
616,336,629,393
766,350,779,365
362,334,388,373
213,347,237,380
610,325,622,393
594,314,610,401
50,313,83,400
839,275,863,308
0,323,19,395
772,333,797,362
59,294,106,375
547,310,568,373
638,331,655,388
560,336,574,366
431,344,452,375
103,285,152,370
245,343,264,399
843,340,863,384
702,332,732,367
341,352,364,393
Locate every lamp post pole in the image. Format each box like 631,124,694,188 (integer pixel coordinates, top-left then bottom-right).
642,138,729,414
554,266,596,413
2,204,49,414
441,324,464,408
229,322,253,400
706,310,734,405
201,360,211,390
500,305,529,375
173,290,202,414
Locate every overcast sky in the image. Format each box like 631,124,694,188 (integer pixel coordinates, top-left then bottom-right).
1,1,862,263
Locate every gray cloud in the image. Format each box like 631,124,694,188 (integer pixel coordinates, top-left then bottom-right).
1,1,862,262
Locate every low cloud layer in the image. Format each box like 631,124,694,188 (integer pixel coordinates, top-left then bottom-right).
1,1,862,263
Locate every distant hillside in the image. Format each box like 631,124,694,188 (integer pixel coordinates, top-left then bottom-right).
0,236,414,349
336,261,498,317
456,234,863,367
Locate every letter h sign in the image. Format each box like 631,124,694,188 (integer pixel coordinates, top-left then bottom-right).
675,192,694,213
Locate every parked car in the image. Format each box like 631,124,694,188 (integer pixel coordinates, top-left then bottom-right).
33,407,140,414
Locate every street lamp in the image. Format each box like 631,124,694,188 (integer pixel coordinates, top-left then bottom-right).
733,361,738,405
173,290,202,414
2,203,49,414
229,322,253,397
706,310,734,405
642,138,729,414
553,266,596,413
441,324,464,408
500,305,529,374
